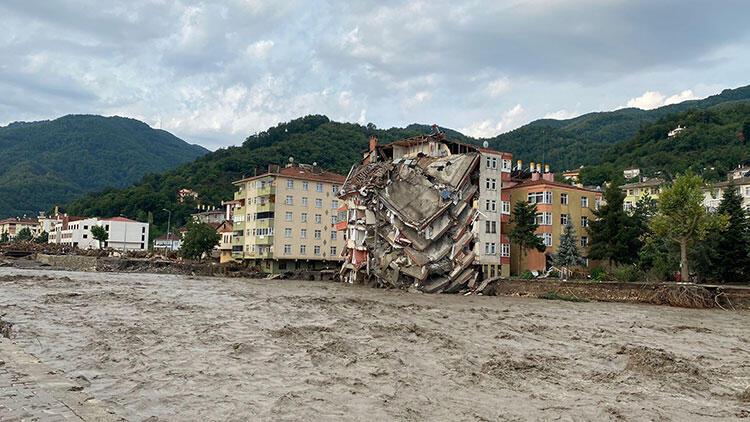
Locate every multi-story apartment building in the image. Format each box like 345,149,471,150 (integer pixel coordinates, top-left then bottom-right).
230,162,347,273
505,164,602,275
703,176,750,212
477,147,513,279
0,217,39,239
49,216,149,251
621,178,665,212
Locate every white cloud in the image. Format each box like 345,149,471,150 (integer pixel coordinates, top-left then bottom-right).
543,109,578,120
245,39,274,59
401,91,431,109
487,77,510,97
626,89,698,110
460,104,525,138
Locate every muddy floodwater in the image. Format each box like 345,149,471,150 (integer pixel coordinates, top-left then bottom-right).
1,268,749,421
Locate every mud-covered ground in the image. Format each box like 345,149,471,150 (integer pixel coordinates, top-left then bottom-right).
0,268,748,421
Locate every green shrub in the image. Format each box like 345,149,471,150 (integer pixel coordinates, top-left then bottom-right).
612,265,645,282
520,270,535,279
590,267,607,281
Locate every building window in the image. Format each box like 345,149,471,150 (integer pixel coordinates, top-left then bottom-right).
501,201,510,214
82,234,88,239
83,225,88,230
485,178,497,190
485,220,497,233
316,182,323,192
285,195,293,205
580,216,589,228
331,215,337,224
330,246,337,256
501,243,510,257
300,245,306,255
485,199,496,212
314,229,321,239
528,191,551,204
303,181,309,191
561,193,568,205
330,230,337,240
287,180,294,189
536,212,552,226
484,242,496,255
314,245,321,256
332,185,339,193
581,196,589,208
331,200,339,209
284,244,291,255
580,236,589,247
284,228,292,238
301,213,308,223
302,197,308,207
501,159,512,172
300,229,307,239
539,232,552,246
315,198,322,208
315,214,322,224
285,211,293,222
560,213,569,226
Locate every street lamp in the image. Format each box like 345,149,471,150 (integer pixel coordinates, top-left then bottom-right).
162,208,172,251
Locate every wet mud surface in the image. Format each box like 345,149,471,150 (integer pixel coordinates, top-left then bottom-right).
1,268,749,421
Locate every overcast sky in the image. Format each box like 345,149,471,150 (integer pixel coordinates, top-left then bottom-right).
1,0,749,150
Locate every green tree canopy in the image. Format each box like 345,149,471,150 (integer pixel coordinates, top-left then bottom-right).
651,173,727,281
90,225,109,248
180,221,220,260
509,200,546,273
14,227,33,242
0,232,9,244
588,184,642,267
34,231,48,244
554,220,585,277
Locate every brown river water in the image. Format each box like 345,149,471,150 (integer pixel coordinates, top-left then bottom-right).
1,268,748,421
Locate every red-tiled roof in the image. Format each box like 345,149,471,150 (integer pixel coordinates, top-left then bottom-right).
505,178,602,193
235,165,346,184
100,216,139,223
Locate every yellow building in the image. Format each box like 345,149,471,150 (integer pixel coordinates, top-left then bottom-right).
230,163,347,273
505,171,603,275
0,217,40,239
621,178,665,212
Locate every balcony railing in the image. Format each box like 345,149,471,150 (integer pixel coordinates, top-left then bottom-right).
255,218,274,228
257,185,275,196
256,202,274,213
255,235,274,245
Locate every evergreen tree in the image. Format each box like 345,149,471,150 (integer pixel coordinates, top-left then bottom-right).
651,173,727,282
180,221,220,260
588,184,642,267
14,227,33,242
554,220,584,277
696,184,750,283
509,200,546,274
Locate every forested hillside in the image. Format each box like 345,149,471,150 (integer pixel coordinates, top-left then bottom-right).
64,84,750,240
0,115,208,217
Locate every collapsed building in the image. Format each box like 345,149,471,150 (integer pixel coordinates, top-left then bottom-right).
337,128,513,293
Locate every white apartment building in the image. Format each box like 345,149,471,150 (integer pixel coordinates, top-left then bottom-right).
49,216,149,251
703,177,750,212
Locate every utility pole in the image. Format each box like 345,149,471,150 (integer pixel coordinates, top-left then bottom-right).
162,208,172,251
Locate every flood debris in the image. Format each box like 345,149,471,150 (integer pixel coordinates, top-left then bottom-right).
338,127,506,293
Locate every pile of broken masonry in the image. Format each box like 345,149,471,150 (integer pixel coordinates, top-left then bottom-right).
339,135,495,294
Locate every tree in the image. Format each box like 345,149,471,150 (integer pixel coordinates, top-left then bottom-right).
180,221,220,260
509,200,546,274
34,231,49,244
90,225,109,248
0,232,8,244
14,227,33,242
588,184,642,267
695,184,750,283
554,221,585,278
651,173,727,282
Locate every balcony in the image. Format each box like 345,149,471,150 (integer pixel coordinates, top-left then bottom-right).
234,190,246,201
256,202,275,213
255,218,274,229
255,235,274,245
257,185,275,196
247,249,273,259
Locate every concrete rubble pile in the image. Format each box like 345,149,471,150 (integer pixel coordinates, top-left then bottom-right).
339,132,485,293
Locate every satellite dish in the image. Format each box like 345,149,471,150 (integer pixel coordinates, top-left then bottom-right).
288,156,294,163
482,141,489,148
313,162,318,166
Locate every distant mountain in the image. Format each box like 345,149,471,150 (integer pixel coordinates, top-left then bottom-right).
65,84,750,240
0,115,208,217
488,84,750,170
